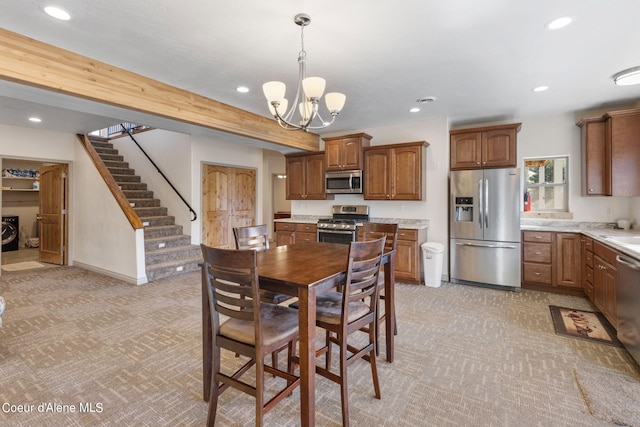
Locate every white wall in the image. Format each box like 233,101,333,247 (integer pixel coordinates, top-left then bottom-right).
112,130,193,234
263,153,289,239
517,113,633,222
189,134,266,244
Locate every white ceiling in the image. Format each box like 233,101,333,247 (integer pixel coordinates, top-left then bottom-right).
1,0,640,152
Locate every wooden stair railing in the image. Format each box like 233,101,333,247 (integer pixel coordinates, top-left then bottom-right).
77,134,143,230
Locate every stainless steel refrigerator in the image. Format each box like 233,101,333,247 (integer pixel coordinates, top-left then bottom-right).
450,168,521,289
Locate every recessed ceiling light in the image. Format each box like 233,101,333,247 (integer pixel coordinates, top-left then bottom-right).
546,16,572,30
533,86,549,92
409,107,421,113
44,6,71,20
29,117,42,123
236,86,250,93
613,66,640,86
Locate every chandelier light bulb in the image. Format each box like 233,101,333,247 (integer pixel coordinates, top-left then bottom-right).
262,81,286,103
325,92,346,114
302,77,326,99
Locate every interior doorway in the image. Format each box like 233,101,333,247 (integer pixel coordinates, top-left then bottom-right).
201,164,256,249
1,158,69,270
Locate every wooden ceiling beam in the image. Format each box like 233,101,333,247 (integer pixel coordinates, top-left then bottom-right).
0,28,319,152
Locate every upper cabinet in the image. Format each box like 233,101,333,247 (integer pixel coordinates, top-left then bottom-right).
450,123,521,170
322,133,372,171
576,108,640,197
363,141,428,201
285,152,328,200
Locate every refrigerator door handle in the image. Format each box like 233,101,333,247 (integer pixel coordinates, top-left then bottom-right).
478,179,484,229
484,178,489,228
455,242,519,250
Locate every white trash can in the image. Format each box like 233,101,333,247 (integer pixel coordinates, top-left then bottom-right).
421,242,444,288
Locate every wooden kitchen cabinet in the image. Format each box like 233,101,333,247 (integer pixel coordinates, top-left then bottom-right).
593,241,617,329
274,222,317,246
363,141,428,201
581,236,595,300
285,152,328,200
576,108,640,196
322,133,371,171
356,225,428,284
522,231,582,294
450,123,521,170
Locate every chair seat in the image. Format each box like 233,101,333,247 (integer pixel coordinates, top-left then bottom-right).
220,304,299,347
315,291,369,325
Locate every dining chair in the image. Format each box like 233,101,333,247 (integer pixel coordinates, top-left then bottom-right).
297,237,386,427
200,244,300,427
362,222,399,355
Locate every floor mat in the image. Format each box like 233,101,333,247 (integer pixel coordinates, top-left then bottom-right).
549,305,622,347
574,367,640,427
1,261,45,272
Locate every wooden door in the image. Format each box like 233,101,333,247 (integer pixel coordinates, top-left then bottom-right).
391,145,422,200
580,119,610,196
202,165,256,249
324,140,343,171
482,128,516,168
450,132,481,169
303,154,327,200
554,233,581,288
364,148,390,200
286,156,305,200
39,164,68,265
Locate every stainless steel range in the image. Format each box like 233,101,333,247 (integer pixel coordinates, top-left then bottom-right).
317,205,370,244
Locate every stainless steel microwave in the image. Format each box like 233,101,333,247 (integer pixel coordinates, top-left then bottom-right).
325,170,363,194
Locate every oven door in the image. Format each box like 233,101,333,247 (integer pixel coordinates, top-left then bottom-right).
317,229,355,245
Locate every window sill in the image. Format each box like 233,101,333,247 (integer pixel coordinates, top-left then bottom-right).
521,211,574,220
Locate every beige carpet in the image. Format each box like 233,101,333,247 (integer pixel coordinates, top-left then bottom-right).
0,266,639,426
1,261,45,272
575,367,640,427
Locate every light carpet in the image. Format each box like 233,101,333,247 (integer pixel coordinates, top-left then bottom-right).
1,261,45,272
574,366,640,427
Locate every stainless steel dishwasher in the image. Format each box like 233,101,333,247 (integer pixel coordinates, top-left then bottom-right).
616,254,640,365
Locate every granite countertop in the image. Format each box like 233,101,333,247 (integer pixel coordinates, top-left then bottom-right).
273,215,430,230
521,219,640,260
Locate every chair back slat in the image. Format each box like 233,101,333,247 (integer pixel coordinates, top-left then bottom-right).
343,237,385,313
200,244,261,327
362,222,398,253
233,224,269,252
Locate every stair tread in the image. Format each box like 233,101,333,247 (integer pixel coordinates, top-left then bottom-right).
145,255,203,270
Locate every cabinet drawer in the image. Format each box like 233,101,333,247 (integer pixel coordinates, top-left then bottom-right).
398,228,418,241
523,262,552,284
296,223,317,233
584,237,594,252
523,231,552,243
585,251,593,267
584,280,594,300
296,232,317,243
275,222,296,231
593,241,617,265
584,265,594,284
523,242,552,263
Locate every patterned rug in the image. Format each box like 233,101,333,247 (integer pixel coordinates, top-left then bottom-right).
549,305,622,347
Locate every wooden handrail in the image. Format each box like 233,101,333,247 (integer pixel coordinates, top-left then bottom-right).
77,134,144,230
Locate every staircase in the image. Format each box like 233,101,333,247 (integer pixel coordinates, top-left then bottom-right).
87,135,202,282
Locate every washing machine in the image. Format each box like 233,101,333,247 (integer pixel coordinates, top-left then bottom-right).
2,216,19,252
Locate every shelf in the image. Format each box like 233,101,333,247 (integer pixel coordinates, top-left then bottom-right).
2,176,38,180
2,189,39,192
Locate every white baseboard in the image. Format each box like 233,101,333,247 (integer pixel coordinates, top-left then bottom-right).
71,261,148,285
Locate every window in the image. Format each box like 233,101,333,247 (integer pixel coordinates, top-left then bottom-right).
524,156,568,211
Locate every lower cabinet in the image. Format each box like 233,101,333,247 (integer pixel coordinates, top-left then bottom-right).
592,241,617,329
357,226,428,285
274,222,318,246
522,231,582,294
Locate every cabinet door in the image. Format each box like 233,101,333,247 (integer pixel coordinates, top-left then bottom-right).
554,233,582,288
364,148,391,200
580,119,610,196
602,263,617,329
304,154,327,200
276,230,295,246
391,145,423,200
482,128,516,168
450,132,482,170
593,255,606,311
395,239,418,281
324,140,344,171
608,113,640,196
341,137,363,170
286,156,305,200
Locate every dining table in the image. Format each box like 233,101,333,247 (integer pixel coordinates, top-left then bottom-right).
201,241,397,427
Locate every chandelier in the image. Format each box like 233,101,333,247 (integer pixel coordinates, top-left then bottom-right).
262,13,346,132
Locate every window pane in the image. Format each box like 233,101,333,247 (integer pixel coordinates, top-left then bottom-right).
527,185,565,210
525,158,566,184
